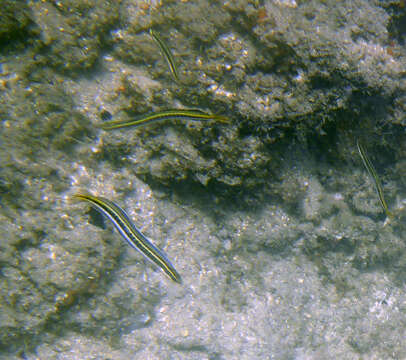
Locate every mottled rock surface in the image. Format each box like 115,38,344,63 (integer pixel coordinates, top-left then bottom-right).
1,0,406,359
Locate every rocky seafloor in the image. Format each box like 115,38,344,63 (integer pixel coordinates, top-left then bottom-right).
1,0,406,359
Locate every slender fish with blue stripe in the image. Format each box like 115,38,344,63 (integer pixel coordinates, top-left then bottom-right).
73,193,181,283
98,108,229,130
356,140,393,219
149,28,182,84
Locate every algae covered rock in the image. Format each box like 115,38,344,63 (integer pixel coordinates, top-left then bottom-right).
1,0,406,359
100,0,406,189
30,0,121,73
0,1,35,48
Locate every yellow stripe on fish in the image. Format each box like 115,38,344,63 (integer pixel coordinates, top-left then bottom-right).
73,193,181,283
357,140,393,219
149,28,182,84
98,109,229,130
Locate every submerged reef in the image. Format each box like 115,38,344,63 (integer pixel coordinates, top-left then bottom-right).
1,0,406,358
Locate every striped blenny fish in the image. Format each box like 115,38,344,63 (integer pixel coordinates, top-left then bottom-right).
356,140,393,218
149,28,181,84
99,109,229,130
73,193,181,283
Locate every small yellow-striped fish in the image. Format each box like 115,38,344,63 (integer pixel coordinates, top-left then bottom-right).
149,28,182,84
357,140,393,218
73,193,181,283
99,109,229,130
